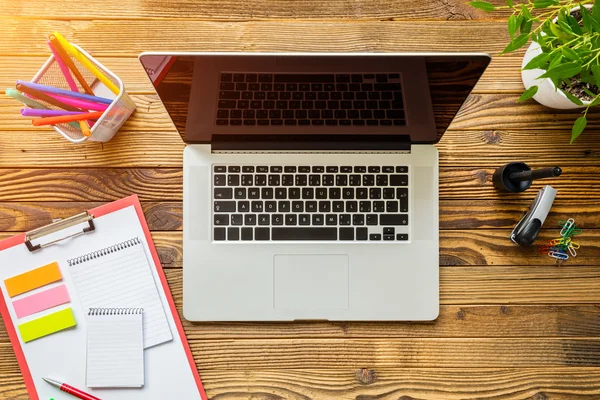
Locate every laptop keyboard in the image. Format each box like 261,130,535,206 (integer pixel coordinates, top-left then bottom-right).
216,73,406,127
213,165,409,242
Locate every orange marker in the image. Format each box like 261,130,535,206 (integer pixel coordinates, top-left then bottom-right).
48,34,94,95
32,111,103,127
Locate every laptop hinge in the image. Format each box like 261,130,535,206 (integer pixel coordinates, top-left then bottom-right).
209,135,411,151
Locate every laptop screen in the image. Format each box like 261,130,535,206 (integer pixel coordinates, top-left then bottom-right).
139,53,489,146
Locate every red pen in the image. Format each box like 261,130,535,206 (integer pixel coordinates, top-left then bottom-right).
43,377,101,400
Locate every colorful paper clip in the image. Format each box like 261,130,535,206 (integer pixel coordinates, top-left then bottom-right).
539,218,582,265
548,250,569,260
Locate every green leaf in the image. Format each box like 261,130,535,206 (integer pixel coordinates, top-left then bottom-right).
566,15,584,35
550,21,573,42
506,0,514,7
469,1,496,11
518,85,539,101
590,95,600,107
523,52,551,70
540,62,583,81
561,46,580,61
521,18,533,34
508,14,518,38
501,33,530,54
571,116,587,143
594,0,600,20
533,0,558,8
581,6,600,32
548,54,564,70
560,89,584,106
592,65,600,87
584,87,597,97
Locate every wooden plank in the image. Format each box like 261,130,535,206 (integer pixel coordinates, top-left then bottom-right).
3,0,510,21
0,55,524,95
0,167,597,201
0,20,516,56
0,200,596,232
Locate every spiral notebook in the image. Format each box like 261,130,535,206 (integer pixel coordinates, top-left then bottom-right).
87,308,144,388
69,237,172,349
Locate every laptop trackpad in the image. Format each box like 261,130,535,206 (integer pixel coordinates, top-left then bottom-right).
273,255,349,310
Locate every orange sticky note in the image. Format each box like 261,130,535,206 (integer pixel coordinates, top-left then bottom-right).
4,262,62,298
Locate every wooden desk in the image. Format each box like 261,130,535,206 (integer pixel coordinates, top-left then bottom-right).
1,1,600,398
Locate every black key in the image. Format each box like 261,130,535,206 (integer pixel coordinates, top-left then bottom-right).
255,227,270,241
384,234,395,241
216,119,228,126
292,201,304,212
356,227,368,240
242,166,255,173
382,166,394,173
335,110,347,119
214,174,226,186
386,201,398,212
367,166,380,173
397,188,408,212
271,119,283,125
309,110,320,119
311,83,323,91
249,83,260,91
353,214,364,225
319,201,331,212
373,201,385,212
285,214,297,226
340,227,354,240
246,74,257,82
234,187,247,199
359,201,371,212
322,110,334,119
309,175,321,186
380,120,392,126
336,175,348,186
346,201,358,212
241,227,253,241
232,214,243,225
354,166,366,173
329,188,341,199
214,227,226,241
238,100,250,109
366,214,378,225
214,201,235,212
221,73,233,82
342,188,354,199
396,166,409,173
289,101,301,110
238,201,250,213
252,201,264,213
277,101,288,109
390,175,409,186
333,201,344,212
261,187,274,199
306,92,317,100
256,110,268,118
302,188,314,199
299,214,311,225
268,175,281,186
255,175,267,186
383,188,395,199
214,166,227,173
299,166,310,173
370,234,381,241
243,120,256,126
214,188,233,199
299,83,310,91
286,83,298,91
362,83,373,91
289,188,301,199
327,100,340,110
217,110,229,119
326,214,337,225
351,74,363,83
233,74,245,82
283,111,295,120
261,83,273,91
316,188,327,199
336,74,350,83
282,175,294,186
312,214,324,225
293,92,304,100
214,214,229,226
275,188,287,199
236,83,248,91
243,110,255,118
258,166,268,172
284,166,297,173
265,201,277,212
228,227,240,240
324,83,335,91
360,110,373,119
274,74,335,83
356,188,368,199
377,175,388,186
397,234,409,241
275,83,286,91
241,175,253,186
248,188,260,199
343,92,355,101
352,120,365,126
296,174,308,186
245,214,256,225
258,214,270,225
369,188,382,199
381,92,393,100
374,110,386,119
219,91,241,100
376,74,388,83
272,228,337,240
306,201,318,212
330,92,342,100
272,214,284,225
269,110,281,119
318,92,329,100
387,110,405,119
254,92,266,100
336,83,348,92
367,120,378,126
279,201,291,212
380,214,409,225
340,214,351,225
384,227,395,235
258,74,273,82
326,166,339,173
362,175,375,186
341,166,352,173
349,175,361,186
368,92,380,100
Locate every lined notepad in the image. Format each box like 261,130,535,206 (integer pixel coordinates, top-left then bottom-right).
87,308,144,388
69,238,172,348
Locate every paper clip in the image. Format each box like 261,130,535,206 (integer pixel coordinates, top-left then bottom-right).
550,237,571,246
567,245,577,257
548,250,569,260
568,241,580,249
538,245,555,253
559,218,575,236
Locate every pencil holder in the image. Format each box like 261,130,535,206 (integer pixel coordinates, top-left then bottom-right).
31,44,136,143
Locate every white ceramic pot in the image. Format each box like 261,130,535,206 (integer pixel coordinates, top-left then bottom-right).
521,5,591,109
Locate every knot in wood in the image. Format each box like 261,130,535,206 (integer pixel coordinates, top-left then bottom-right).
355,368,376,385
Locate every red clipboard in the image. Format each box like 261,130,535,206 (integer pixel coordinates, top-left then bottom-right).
0,195,207,400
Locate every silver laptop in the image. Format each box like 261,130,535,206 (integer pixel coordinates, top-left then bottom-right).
139,52,490,321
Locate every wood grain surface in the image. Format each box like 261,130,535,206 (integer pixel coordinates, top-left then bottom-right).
1,0,600,399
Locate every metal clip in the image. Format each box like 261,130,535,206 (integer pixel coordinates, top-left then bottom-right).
25,211,95,252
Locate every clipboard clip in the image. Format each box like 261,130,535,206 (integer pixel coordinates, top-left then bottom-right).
25,211,95,252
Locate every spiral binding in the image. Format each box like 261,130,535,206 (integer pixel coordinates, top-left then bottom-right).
67,237,140,266
88,308,143,316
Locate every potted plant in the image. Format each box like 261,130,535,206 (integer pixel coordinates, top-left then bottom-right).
469,0,600,142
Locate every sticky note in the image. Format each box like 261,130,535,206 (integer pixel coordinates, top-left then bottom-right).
18,308,76,343
12,285,71,319
4,262,62,298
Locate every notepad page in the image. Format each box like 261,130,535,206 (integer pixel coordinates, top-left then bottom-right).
70,241,172,348
87,312,144,388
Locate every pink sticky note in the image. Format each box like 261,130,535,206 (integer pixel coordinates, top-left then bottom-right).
12,285,70,319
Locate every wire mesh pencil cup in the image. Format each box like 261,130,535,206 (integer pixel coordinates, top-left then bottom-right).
31,44,136,143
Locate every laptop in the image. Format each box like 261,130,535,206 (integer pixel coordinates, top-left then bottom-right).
139,52,490,321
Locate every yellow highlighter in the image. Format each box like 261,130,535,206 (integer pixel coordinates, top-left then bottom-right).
52,32,120,96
